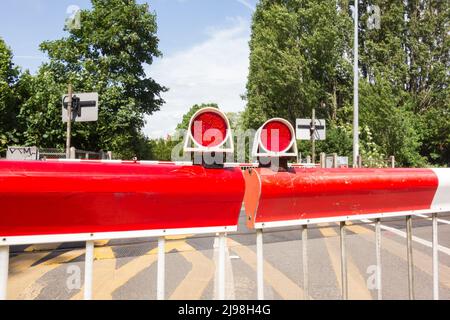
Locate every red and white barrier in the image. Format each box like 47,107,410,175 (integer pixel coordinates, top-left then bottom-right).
244,167,450,229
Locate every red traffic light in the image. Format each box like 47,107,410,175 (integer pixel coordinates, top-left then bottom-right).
184,107,234,154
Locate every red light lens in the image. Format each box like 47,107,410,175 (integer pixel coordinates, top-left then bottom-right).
191,111,227,147
260,120,292,152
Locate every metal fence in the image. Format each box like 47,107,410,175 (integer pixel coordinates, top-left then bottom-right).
254,212,441,300
39,148,112,160
0,211,444,300
38,148,66,160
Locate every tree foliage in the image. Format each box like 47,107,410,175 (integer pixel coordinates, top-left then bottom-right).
0,38,21,153
0,0,165,159
244,0,449,167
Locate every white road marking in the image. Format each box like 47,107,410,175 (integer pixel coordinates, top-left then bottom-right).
361,219,450,256
415,214,450,226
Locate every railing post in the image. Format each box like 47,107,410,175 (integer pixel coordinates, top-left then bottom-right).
0,245,9,300
84,240,94,300
302,225,309,300
389,155,395,168
218,232,226,300
406,215,415,300
320,153,326,168
340,221,348,300
375,218,382,300
256,229,264,300
157,236,165,300
333,153,338,168
432,213,439,300
69,146,76,160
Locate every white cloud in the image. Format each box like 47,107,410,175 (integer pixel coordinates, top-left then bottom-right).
143,17,251,139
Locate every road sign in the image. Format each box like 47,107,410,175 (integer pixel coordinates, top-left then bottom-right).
62,92,98,122
296,118,326,140
6,146,39,160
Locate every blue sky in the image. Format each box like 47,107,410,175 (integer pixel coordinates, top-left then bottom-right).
0,0,256,138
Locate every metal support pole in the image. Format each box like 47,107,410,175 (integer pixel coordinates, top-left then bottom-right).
256,229,264,300
375,218,382,300
0,246,9,300
340,221,348,300
352,0,359,167
432,213,439,300
311,108,316,164
66,84,73,159
217,233,226,300
302,225,309,300
406,215,415,300
157,237,165,300
84,240,94,300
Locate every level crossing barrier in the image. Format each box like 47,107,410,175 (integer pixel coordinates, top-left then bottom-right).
0,110,448,300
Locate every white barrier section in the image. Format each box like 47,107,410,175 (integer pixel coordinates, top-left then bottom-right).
431,168,450,211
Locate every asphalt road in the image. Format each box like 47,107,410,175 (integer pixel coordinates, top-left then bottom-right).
6,210,450,300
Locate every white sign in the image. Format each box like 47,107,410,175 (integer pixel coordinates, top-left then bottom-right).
325,156,348,168
62,92,98,122
7,146,39,160
296,118,326,140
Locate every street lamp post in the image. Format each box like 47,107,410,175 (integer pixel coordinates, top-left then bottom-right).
353,0,359,168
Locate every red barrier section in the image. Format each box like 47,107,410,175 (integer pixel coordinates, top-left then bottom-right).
0,161,245,237
244,167,439,228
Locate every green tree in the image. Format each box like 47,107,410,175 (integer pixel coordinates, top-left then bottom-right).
0,37,21,154
245,0,449,167
244,0,352,130
175,103,219,131
20,0,165,159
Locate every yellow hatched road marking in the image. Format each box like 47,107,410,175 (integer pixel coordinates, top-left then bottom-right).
317,223,337,238
71,239,209,300
8,249,84,300
318,223,372,300
94,246,116,260
9,252,53,275
166,234,193,240
24,243,61,253
345,221,372,235
228,238,306,300
94,240,110,247
169,242,215,300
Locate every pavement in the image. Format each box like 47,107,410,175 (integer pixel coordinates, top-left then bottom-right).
6,210,450,300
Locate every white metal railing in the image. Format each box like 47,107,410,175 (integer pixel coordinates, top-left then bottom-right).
0,213,445,300
254,212,442,300
0,230,229,301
